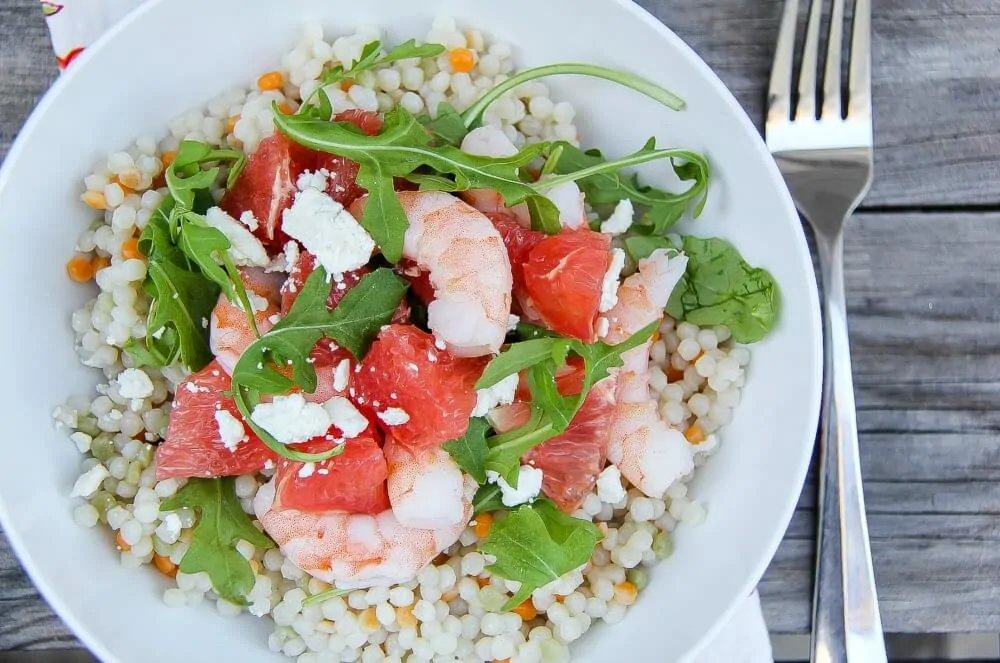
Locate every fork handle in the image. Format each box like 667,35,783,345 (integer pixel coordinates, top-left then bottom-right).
811,229,887,663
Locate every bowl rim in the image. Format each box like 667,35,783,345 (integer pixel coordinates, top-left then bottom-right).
0,1,822,661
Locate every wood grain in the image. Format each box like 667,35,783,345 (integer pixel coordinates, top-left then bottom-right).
3,0,1000,651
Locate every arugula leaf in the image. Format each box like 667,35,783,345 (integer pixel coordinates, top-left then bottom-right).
301,39,446,112
228,267,406,462
514,322,561,341
482,322,657,480
473,483,506,515
462,63,686,129
161,477,274,605
233,266,408,395
476,338,564,389
301,587,352,608
441,418,491,484
666,236,779,343
416,101,468,146
623,234,677,263
480,499,602,610
552,140,710,232
137,214,220,371
524,195,561,234
274,106,549,261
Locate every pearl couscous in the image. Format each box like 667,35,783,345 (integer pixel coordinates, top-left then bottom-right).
54,16,775,663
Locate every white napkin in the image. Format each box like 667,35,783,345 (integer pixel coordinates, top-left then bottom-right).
37,2,775,661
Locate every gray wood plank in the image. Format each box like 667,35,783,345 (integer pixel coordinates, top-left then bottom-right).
3,0,1000,650
654,0,1000,208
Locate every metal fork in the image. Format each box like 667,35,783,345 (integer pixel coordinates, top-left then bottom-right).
765,1,886,662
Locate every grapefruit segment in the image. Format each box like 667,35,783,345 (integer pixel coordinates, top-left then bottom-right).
352,325,487,449
273,432,390,515
155,360,277,479
522,229,611,342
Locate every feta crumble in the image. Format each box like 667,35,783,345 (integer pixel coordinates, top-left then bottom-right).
377,407,411,426
599,248,627,313
486,465,544,507
282,188,375,277
204,207,270,267
471,373,519,417
117,368,154,399
250,394,331,444
214,409,248,451
155,513,182,544
70,431,92,453
296,168,329,192
507,314,520,331
596,316,610,338
600,199,635,235
321,397,369,438
596,465,627,504
298,462,316,478
70,464,110,498
239,210,260,232
333,359,351,392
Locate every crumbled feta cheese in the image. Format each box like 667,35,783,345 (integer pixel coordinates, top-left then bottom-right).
268,314,281,325
184,381,208,394
263,459,275,471
117,368,154,399
596,465,627,504
486,465,544,507
250,393,331,444
70,464,110,498
599,248,627,313
596,316,610,338
204,207,270,267
298,462,316,478
296,169,329,192
155,513,182,544
321,397,369,438
600,199,634,235
472,373,519,417
377,408,411,426
239,210,260,232
215,409,248,451
70,431,92,453
507,314,520,332
282,188,375,276
333,359,351,392
151,326,166,340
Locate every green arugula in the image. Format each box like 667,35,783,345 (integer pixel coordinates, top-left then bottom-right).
300,39,446,116
666,236,779,343
301,587,352,608
230,266,408,461
472,483,506,516
461,63,686,129
137,215,220,371
480,499,603,609
553,140,710,232
276,107,706,258
441,418,491,484
126,140,257,370
476,323,657,482
161,477,274,605
274,106,551,261
416,101,469,146
623,235,679,263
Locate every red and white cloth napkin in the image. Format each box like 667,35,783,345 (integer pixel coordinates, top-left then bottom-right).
36,1,775,661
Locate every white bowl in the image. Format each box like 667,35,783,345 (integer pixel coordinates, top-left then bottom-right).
0,0,821,661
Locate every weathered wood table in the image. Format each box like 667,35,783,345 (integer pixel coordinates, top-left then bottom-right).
3,0,1000,656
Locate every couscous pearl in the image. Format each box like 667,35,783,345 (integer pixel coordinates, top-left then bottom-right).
694,354,717,378
677,337,701,361
696,329,719,351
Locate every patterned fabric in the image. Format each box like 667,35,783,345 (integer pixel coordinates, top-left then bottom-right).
39,0,143,70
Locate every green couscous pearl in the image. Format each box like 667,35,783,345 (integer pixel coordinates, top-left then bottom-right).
626,567,649,591
653,531,673,559
76,415,100,437
137,443,155,467
91,434,116,462
478,585,506,612
89,492,117,522
125,460,142,486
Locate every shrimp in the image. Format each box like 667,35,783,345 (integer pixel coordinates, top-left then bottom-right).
351,190,513,357
209,267,283,374
254,438,476,589
603,248,694,498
